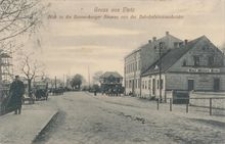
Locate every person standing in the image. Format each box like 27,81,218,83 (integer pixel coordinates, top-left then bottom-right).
9,75,25,115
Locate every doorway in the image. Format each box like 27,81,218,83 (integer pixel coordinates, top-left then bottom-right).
214,78,220,92
188,80,194,91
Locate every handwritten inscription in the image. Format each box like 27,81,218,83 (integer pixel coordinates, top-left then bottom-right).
94,7,135,13
48,6,183,21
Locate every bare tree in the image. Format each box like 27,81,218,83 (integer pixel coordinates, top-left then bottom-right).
20,52,44,97
0,0,48,42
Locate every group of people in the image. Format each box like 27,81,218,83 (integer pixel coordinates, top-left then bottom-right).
5,75,25,115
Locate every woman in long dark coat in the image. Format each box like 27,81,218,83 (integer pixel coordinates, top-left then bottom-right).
8,75,25,114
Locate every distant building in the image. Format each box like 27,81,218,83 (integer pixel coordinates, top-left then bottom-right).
124,31,182,96
100,71,123,93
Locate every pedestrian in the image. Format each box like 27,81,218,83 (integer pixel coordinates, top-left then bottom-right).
94,89,97,96
9,75,25,115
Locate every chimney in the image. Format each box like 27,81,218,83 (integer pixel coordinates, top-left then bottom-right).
166,31,169,36
153,37,157,41
184,39,188,45
148,40,152,43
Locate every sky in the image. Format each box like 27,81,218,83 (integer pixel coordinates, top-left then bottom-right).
14,0,225,82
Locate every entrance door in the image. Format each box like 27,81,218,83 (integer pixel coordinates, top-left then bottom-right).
188,80,194,91
214,78,220,92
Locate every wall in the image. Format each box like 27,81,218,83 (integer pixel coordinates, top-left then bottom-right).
166,73,225,91
141,74,166,99
141,76,150,98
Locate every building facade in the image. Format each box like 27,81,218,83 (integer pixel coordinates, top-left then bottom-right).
141,36,225,100
124,31,182,96
124,48,141,96
100,71,123,93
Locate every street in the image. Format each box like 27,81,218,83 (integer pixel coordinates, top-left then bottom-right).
39,92,225,144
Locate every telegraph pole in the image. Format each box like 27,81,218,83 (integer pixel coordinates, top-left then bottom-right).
133,51,137,97
88,66,90,91
159,43,163,102
54,76,57,89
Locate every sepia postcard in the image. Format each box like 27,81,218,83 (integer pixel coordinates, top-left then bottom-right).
0,0,225,144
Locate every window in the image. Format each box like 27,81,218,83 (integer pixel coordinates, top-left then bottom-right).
183,60,187,66
174,42,178,48
208,56,214,66
160,79,163,89
193,56,200,66
157,80,159,89
138,79,141,88
137,60,139,70
148,80,151,89
139,60,141,70
136,79,138,88
136,61,138,71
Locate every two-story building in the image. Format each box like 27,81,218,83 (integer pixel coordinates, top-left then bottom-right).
124,48,141,96
124,31,183,96
100,71,123,93
141,36,225,100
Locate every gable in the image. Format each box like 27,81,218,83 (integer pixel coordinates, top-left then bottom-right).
167,36,225,72
141,35,225,77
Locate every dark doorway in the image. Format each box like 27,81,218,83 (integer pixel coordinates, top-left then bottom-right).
214,78,220,92
188,80,194,91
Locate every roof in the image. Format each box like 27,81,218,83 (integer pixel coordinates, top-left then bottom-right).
141,33,183,50
124,32,182,59
124,48,141,59
142,36,211,76
100,71,123,78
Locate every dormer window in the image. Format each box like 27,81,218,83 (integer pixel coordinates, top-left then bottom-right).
193,56,200,66
174,42,178,48
159,42,165,49
182,60,187,66
208,56,214,66
154,65,159,70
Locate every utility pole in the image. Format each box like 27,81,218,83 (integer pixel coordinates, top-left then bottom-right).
133,51,137,97
159,42,163,102
88,66,90,91
54,76,57,89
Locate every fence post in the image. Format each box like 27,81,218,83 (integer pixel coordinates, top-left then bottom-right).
209,98,212,116
157,99,159,110
186,102,188,113
170,98,172,111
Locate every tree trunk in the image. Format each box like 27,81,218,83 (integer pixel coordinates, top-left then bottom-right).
28,79,32,97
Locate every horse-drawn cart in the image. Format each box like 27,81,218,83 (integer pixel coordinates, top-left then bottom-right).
33,82,48,100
